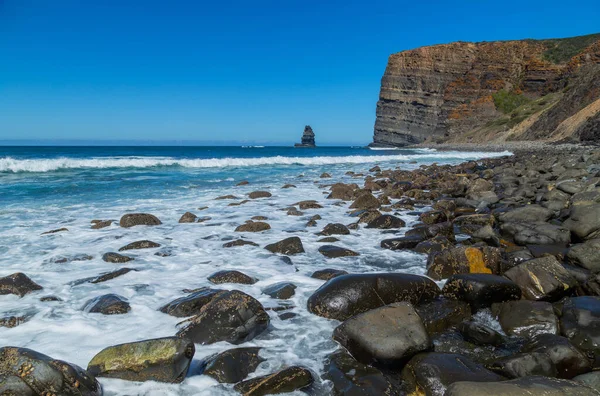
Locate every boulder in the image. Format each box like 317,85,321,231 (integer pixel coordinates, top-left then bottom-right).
563,204,600,240
318,237,339,243
414,236,453,254
234,366,313,395
415,299,471,335
0,273,42,297
311,269,348,281
90,268,135,284
118,240,161,251
333,302,431,366
453,214,495,235
499,205,553,223
91,220,112,229
235,221,271,232
159,288,223,317
420,210,448,225
297,200,324,210
307,273,440,321
248,191,272,199
264,237,305,255
355,209,382,224
87,337,194,383
366,215,405,229
458,321,505,346
523,334,592,379
176,290,270,344
119,213,162,227
102,252,133,263
318,245,360,258
208,270,257,285
426,246,501,281
0,346,102,395
492,300,558,338
328,183,357,201
83,294,130,315
349,192,380,210
567,239,600,272
445,376,599,396
380,235,423,250
487,352,556,378
319,223,350,236
442,274,521,310
406,222,455,241
559,297,600,367
504,256,577,301
199,347,264,383
262,282,296,299
573,372,600,390
178,212,197,223
223,239,259,248
501,221,571,245
41,227,69,235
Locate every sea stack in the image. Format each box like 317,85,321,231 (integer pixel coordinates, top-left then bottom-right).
295,125,316,147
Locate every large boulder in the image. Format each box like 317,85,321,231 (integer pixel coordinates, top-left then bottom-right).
486,352,556,378
234,366,313,395
87,337,194,383
523,334,593,379
319,223,350,236
248,191,272,199
159,288,223,317
307,273,440,321
264,237,305,255
198,347,264,383
503,256,577,301
563,204,600,240
0,346,102,395
349,192,380,210
318,245,360,258
118,240,160,251
208,270,257,285
406,222,455,241
311,269,348,281
500,221,571,245
426,246,501,281
176,290,270,344
262,282,296,299
83,294,130,315
178,211,197,223
380,235,424,250
0,273,42,297
499,205,554,223
559,297,600,367
366,215,405,229
492,300,558,338
235,221,271,232
445,376,600,396
328,183,357,201
458,321,505,346
453,214,495,235
102,252,133,263
119,213,162,227
333,302,431,366
568,239,600,272
415,299,471,335
442,274,521,310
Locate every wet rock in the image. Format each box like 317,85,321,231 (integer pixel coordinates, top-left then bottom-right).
118,240,161,251
366,214,405,229
415,299,471,335
102,252,133,263
87,337,194,383
310,269,348,281
287,208,303,216
564,204,600,240
568,239,600,272
0,315,28,328
349,192,380,210
208,270,257,285
328,183,358,201
223,239,259,248
41,227,69,235
446,376,598,396
264,237,305,255
235,221,271,232
380,235,424,250
573,371,600,389
0,346,102,395
317,237,339,243
229,200,250,206
84,294,131,315
453,214,495,235
199,347,264,383
119,213,162,227
216,195,238,200
234,366,313,395
414,236,454,255
318,245,360,258
307,273,440,321
159,288,223,317
420,210,449,225
40,296,62,302
333,302,431,366
523,334,592,379
319,223,350,236
426,246,501,281
248,191,272,199
504,256,577,301
406,221,455,241
282,183,296,188
251,216,268,221
50,254,94,264
320,172,331,178
236,180,249,186
296,200,324,210
500,221,571,245
499,205,554,223
0,273,43,297
458,321,505,346
487,352,556,378
176,290,270,344
90,268,135,284
91,220,113,229
442,274,522,310
401,352,504,396
492,300,558,338
179,212,197,223
559,296,600,366
262,282,296,299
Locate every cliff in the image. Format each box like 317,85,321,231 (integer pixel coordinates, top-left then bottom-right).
372,33,600,146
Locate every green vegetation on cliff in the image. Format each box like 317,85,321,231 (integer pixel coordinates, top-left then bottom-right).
541,33,600,64
492,90,531,114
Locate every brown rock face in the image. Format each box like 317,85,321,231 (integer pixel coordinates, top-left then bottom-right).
373,33,600,146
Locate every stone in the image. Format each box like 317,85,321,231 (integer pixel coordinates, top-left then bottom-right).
318,245,360,258
319,223,350,236
87,337,194,383
501,221,571,245
199,347,264,383
573,372,600,390
307,273,440,321
41,227,69,235
453,214,495,235
159,288,223,317
262,282,297,299
458,321,505,346
563,204,600,240
236,180,249,186
380,235,424,250
216,195,238,200
91,220,112,229
208,270,257,285
415,236,454,255
102,252,133,263
406,221,455,241
366,214,406,229
317,237,339,243
559,296,600,367
442,274,521,310
90,268,135,284
333,302,431,366
294,125,316,147
487,352,557,378
0,273,42,297
328,183,357,201
445,376,599,396
420,210,448,225
223,239,259,248
248,191,272,199
499,205,554,223
83,294,131,315
179,212,197,223
320,172,331,178
176,290,270,344
310,269,348,281
118,240,160,251
235,221,271,232
426,246,501,281
264,237,305,255
0,346,102,395
568,239,600,272
349,192,380,210
523,333,593,379
492,300,558,338
415,299,471,335
119,213,162,227
234,366,313,395
504,256,577,301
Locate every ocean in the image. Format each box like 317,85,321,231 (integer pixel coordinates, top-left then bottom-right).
0,146,511,395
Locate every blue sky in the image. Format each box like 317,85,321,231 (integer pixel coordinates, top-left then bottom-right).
1,1,599,145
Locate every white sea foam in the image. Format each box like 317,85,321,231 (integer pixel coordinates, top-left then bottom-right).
0,151,511,173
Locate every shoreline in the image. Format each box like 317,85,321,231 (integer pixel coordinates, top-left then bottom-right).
412,141,599,153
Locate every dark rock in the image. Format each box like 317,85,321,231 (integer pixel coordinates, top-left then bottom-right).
415,236,454,254
559,296,600,367
318,245,360,258
458,321,505,346
366,214,406,229
282,184,296,188
216,195,238,200
119,213,162,227
40,295,62,302
311,269,348,281
328,183,358,201
307,273,440,321
563,204,600,240
500,221,571,245
234,366,313,395
90,268,135,284
499,205,554,223
380,235,424,250
523,334,592,379
159,288,223,317
264,237,305,255
420,210,448,225
248,191,272,199
102,252,133,263
84,294,131,315
492,300,558,338
118,240,161,251
41,227,69,235
426,246,501,281
415,299,471,335
262,282,297,299
0,315,28,328
317,237,339,243
176,290,269,344
0,346,102,395
442,274,522,310
319,223,350,236
349,192,380,210
199,347,264,383
406,221,455,241
87,337,194,383
222,239,259,248
236,180,249,186
287,208,303,216
333,302,431,366
453,214,495,234
320,172,331,178
235,221,271,232
504,256,577,301
446,376,599,396
487,352,557,378
208,270,257,285
568,239,600,272
0,273,42,297
573,371,600,389
91,220,113,229
179,212,197,223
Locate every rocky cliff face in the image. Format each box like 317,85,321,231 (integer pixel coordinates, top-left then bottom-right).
373,34,600,146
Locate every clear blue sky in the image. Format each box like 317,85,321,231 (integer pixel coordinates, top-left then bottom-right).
1,1,599,145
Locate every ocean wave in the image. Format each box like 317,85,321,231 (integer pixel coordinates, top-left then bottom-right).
0,151,512,173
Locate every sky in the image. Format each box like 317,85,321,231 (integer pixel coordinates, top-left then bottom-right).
1,0,599,145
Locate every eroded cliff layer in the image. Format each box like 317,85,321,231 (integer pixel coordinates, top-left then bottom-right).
373,34,600,146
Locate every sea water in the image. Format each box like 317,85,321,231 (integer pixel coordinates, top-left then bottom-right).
0,146,511,395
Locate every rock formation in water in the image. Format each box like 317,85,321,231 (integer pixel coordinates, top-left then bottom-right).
295,125,316,147
372,33,600,146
